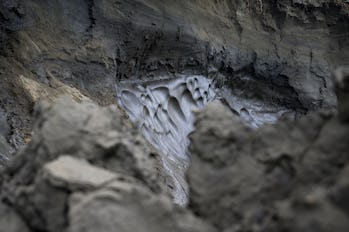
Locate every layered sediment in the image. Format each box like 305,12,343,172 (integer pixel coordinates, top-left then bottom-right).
1,0,348,154
0,1,348,232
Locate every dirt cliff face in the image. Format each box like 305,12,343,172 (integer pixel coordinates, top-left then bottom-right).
0,0,348,152
0,1,349,231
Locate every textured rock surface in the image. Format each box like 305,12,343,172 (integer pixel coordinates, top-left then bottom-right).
187,69,349,231
0,96,214,232
43,155,118,191
67,180,213,232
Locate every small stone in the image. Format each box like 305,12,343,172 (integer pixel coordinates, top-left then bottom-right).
43,155,117,190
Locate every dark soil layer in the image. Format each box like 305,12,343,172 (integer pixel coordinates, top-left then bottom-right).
0,1,348,232
0,0,348,151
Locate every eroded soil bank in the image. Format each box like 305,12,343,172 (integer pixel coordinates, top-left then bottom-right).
0,69,348,232
1,0,348,152
0,1,349,232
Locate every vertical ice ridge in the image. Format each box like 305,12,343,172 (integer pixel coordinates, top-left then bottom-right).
116,75,215,162
116,75,216,205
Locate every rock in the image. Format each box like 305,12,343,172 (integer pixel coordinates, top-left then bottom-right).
13,175,69,232
187,88,349,231
1,96,170,194
0,96,216,232
43,155,118,191
0,202,30,232
68,180,215,232
276,188,349,232
188,103,269,230
0,96,178,231
16,75,90,104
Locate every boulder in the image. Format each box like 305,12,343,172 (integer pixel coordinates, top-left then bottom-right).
0,97,180,231
187,87,349,231
43,155,118,191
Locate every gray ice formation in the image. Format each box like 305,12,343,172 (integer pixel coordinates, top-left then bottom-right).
116,75,216,163
116,75,216,205
116,74,295,205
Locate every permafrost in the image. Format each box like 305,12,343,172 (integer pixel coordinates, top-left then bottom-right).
116,75,216,205
116,75,216,161
116,74,296,205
